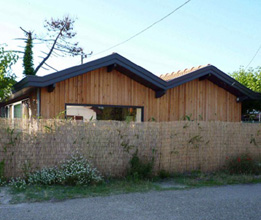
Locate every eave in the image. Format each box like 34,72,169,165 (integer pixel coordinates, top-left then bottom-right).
8,53,261,103
166,65,261,101
13,53,167,98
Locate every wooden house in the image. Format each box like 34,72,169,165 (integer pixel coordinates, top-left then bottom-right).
1,53,260,122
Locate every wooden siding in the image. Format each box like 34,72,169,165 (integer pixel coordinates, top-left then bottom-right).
29,89,38,117
40,67,242,122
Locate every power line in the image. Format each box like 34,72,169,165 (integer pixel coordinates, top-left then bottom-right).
246,44,261,69
93,0,192,56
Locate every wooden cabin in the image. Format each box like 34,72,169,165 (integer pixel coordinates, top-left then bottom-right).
1,53,260,122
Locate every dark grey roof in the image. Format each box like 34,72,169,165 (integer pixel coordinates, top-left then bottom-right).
14,53,167,92
12,53,261,101
165,65,261,100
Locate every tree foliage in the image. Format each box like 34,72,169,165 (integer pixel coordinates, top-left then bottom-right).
231,67,261,113
22,29,34,76
18,15,85,75
34,15,84,74
0,47,18,101
231,67,261,92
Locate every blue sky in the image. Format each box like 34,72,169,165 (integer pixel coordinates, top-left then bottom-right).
1,0,261,80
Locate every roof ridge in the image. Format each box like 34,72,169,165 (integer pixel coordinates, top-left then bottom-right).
160,64,211,81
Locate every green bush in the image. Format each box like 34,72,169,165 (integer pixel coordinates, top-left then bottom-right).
9,177,27,190
158,169,171,179
0,177,6,186
127,150,154,180
9,154,103,189
0,160,5,179
0,160,6,186
28,167,59,185
226,154,261,175
59,154,103,185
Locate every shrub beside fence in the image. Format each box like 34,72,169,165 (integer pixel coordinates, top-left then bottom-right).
0,119,260,178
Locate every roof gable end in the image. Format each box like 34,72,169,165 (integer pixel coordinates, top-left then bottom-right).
166,65,261,100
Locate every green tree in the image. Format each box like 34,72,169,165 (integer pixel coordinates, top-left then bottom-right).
19,15,86,75
0,46,18,101
231,67,261,114
231,67,261,92
22,29,34,76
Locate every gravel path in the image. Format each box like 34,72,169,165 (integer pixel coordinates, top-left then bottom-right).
0,187,12,205
1,184,261,220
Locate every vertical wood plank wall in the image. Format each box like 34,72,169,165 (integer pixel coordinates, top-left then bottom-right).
29,90,38,117
40,67,242,122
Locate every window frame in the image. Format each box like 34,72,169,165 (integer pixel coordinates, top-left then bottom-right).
13,102,22,119
65,103,144,122
3,98,30,119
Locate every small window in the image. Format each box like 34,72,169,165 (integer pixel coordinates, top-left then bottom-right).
3,99,30,119
14,104,22,118
66,105,143,122
0,107,5,118
1,106,11,118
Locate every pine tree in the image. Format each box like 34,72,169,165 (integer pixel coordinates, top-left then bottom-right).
19,16,86,75
23,31,35,76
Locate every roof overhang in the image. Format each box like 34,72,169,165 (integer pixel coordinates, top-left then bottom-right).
166,65,261,101
0,87,35,107
7,53,261,103
13,53,167,97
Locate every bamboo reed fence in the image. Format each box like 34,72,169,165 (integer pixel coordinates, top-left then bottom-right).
0,119,260,178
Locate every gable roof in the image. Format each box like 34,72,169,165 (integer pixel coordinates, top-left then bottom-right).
165,65,261,100
10,53,261,101
13,53,167,93
160,64,211,81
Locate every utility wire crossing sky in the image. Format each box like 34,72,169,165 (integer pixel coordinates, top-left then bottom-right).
1,0,261,80
246,44,261,69
94,0,192,56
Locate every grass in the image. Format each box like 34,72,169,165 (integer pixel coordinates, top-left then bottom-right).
8,179,159,204
166,172,261,187
5,172,261,204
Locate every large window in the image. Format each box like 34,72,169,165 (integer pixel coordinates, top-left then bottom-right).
66,104,143,122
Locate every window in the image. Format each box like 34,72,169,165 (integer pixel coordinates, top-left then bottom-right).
14,104,22,118
66,105,143,122
2,99,30,119
1,105,11,118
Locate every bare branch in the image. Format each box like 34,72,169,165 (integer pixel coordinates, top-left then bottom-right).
40,51,49,55
49,50,59,57
34,38,55,42
5,50,24,54
14,38,28,41
44,63,58,71
19,16,86,74
34,22,67,74
41,66,49,70
53,48,71,53
20,27,29,35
